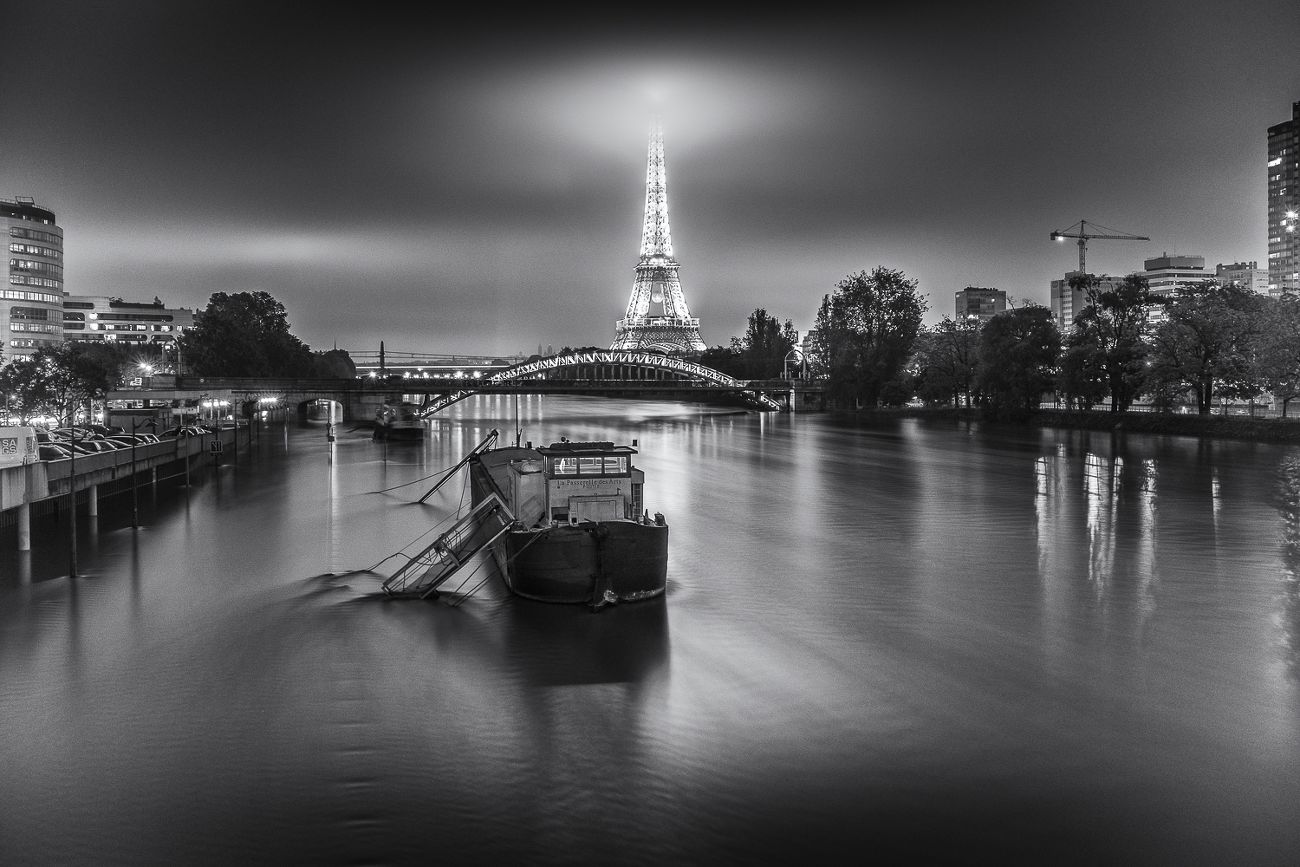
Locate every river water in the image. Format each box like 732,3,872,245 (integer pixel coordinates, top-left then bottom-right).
2,396,1299,865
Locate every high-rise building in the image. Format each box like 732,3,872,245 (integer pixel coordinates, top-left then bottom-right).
1215,261,1268,294
954,287,1006,324
3,196,64,363
1267,100,1299,295
611,125,706,354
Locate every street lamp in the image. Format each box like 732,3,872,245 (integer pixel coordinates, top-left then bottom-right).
130,417,158,528
65,426,93,578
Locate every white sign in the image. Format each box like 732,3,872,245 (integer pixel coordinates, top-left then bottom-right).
0,427,38,468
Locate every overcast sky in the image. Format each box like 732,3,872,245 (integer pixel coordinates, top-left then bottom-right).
3,2,1299,357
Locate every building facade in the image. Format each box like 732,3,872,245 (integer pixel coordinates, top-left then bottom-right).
3,196,64,363
1215,261,1269,294
62,295,194,366
1140,254,1212,324
1268,100,1299,296
954,286,1006,324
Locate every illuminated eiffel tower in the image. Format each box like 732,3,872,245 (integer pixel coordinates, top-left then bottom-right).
611,124,706,353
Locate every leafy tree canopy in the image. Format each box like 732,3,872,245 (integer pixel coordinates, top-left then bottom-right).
1062,274,1154,411
0,342,130,425
180,291,315,377
977,305,1061,419
1146,281,1263,414
913,316,981,407
813,267,927,407
1254,293,1300,417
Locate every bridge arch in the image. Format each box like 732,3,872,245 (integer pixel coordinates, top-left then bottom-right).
421,350,781,414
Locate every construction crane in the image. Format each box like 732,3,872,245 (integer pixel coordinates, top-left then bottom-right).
1050,220,1149,273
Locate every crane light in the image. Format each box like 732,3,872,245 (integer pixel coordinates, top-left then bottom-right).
1052,233,1063,242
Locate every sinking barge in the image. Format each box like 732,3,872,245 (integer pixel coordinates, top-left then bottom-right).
381,432,668,608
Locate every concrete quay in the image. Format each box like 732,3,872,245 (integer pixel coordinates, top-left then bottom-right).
0,425,245,552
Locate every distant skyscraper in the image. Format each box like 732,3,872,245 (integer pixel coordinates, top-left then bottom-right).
2,196,64,364
1267,100,1299,295
1215,261,1268,294
611,125,706,354
954,287,1006,324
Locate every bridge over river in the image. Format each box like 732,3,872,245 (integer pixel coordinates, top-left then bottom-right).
107,350,829,424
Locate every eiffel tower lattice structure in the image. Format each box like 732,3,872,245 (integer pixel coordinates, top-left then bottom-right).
610,124,706,354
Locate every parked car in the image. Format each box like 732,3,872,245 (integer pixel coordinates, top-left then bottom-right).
76,424,124,437
163,425,207,437
39,443,72,460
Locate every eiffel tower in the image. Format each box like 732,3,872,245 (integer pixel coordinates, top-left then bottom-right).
611,124,706,354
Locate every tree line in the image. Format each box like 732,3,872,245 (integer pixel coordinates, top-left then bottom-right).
711,268,1300,420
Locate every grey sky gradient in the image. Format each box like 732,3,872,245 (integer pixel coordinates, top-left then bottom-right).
3,2,1298,356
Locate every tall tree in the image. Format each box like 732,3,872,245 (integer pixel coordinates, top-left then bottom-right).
180,291,315,377
739,308,798,379
977,305,1061,419
1146,281,1263,415
1253,293,1300,417
813,267,927,407
0,355,54,423
1061,274,1155,411
0,343,130,425
913,316,981,406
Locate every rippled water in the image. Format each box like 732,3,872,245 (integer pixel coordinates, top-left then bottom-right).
2,397,1299,864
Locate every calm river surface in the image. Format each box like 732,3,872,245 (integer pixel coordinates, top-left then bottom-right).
3,396,1299,865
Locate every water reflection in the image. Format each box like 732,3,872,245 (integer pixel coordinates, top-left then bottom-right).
1279,455,1300,678
2,407,1300,863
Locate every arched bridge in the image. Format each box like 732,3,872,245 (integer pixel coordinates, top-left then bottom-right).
106,351,821,424
421,350,782,414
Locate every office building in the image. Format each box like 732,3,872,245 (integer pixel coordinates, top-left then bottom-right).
954,287,1006,324
1141,254,1212,324
1268,100,1299,295
1215,261,1269,294
3,196,64,363
63,295,195,368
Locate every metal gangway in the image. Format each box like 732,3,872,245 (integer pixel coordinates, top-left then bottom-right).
380,493,514,599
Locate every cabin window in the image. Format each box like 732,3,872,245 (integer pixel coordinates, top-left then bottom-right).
553,457,578,475
603,456,627,474
578,457,603,475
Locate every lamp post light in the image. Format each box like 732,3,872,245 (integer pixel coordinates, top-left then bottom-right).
130,417,158,528
65,427,92,579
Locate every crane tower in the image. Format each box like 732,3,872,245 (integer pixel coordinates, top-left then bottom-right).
1050,220,1149,273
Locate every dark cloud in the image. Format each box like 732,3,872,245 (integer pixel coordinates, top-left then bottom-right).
2,3,1298,354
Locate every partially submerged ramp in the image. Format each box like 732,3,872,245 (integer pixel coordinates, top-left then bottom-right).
380,494,513,599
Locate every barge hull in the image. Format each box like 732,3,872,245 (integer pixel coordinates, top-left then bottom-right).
504,521,668,604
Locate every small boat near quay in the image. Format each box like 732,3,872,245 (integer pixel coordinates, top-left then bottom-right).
380,430,668,608
372,401,424,441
